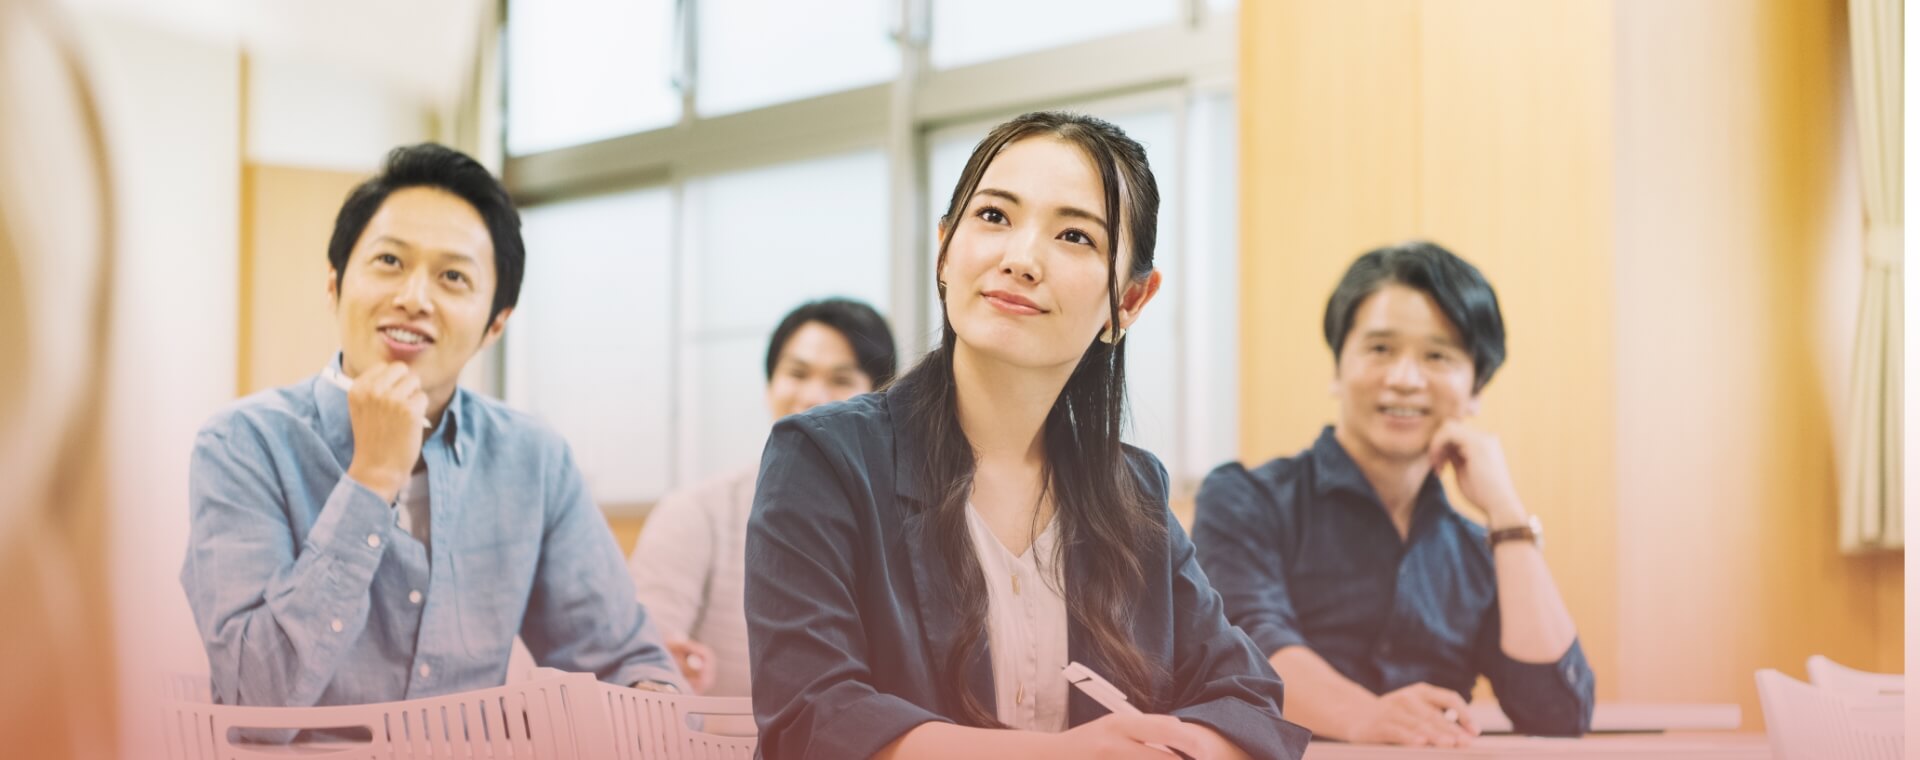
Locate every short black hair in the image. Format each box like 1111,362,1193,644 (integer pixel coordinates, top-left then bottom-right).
327,143,524,326
1323,240,1507,392
764,298,897,389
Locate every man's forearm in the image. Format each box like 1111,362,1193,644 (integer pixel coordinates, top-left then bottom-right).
1267,645,1378,740
189,471,400,707
1490,539,1578,663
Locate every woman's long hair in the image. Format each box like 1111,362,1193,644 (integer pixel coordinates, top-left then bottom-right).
897,111,1165,726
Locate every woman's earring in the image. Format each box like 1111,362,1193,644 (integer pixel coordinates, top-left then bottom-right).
1098,325,1127,344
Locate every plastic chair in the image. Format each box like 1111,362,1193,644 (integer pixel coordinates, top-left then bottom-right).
161,674,217,760
160,669,616,759
599,687,757,760
160,669,758,760
1808,654,1904,698
1756,668,1902,760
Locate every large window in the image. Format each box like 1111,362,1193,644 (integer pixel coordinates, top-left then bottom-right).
695,0,898,115
507,188,676,504
505,0,680,155
928,0,1178,70
678,148,892,481
505,0,1238,511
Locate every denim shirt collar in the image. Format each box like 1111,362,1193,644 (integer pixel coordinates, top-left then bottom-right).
312,353,471,468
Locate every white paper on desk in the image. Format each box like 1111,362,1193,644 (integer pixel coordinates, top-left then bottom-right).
1468,702,1742,734
1756,669,1903,760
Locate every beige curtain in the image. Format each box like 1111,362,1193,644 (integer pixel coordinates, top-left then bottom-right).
1839,0,1903,552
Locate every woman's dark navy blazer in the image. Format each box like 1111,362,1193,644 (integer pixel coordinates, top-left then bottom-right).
744,376,1311,760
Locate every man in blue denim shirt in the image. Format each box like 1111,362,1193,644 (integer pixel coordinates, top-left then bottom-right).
181,144,683,709
1194,242,1593,746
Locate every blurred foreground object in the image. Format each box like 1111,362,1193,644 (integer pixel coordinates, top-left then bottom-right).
0,0,118,756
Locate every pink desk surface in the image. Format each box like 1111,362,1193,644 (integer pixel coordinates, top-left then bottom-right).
1302,733,1769,759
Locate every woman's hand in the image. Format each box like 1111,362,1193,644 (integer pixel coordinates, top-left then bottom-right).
1051,713,1220,759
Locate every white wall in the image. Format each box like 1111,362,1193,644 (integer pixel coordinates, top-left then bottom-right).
247,51,429,172
72,10,239,757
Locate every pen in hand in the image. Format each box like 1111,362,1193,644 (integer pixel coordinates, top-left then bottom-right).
325,366,432,429
1064,661,1176,756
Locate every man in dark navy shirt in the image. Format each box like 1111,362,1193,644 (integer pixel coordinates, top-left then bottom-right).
1193,241,1594,747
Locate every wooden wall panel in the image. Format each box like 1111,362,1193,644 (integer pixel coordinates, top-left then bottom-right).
242,164,363,394
1417,0,1620,700
1239,0,1421,464
1614,0,1890,722
1241,0,1896,722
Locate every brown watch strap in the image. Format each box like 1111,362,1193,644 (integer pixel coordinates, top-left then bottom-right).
1488,515,1542,549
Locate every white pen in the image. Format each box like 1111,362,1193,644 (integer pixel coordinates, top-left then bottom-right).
323,365,433,429
1063,661,1175,755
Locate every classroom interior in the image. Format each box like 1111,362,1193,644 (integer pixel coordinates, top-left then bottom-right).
0,0,1909,756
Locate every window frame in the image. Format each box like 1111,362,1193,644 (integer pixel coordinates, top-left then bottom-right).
500,0,1237,513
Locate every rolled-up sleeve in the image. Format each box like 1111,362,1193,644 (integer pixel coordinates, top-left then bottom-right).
1163,498,1314,760
520,442,684,691
1471,604,1595,736
1192,464,1307,658
745,417,949,760
181,418,392,707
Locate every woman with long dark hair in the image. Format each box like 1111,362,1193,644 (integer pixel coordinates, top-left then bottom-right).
745,111,1308,759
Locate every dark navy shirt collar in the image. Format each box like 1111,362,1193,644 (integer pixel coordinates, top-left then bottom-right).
1307,425,1454,535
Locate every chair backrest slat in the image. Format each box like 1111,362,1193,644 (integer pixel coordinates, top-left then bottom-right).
156,671,758,760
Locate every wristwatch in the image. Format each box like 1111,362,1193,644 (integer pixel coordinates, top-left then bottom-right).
1488,514,1543,550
